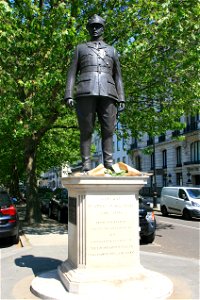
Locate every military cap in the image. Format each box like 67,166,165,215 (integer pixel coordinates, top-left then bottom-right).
87,14,105,28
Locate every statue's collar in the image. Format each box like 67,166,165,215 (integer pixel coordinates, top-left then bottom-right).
86,41,107,49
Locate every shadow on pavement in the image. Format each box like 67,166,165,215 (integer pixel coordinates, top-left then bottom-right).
15,254,62,276
156,223,175,230
17,204,68,235
0,237,16,248
22,223,68,235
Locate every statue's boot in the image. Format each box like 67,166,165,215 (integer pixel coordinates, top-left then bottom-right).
80,135,92,172
102,136,114,170
82,156,92,172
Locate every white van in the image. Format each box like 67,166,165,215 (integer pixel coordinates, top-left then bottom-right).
160,187,200,219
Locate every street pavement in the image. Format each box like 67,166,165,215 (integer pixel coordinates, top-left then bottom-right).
0,205,199,300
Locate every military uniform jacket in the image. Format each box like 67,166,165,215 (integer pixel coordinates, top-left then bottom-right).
64,41,125,103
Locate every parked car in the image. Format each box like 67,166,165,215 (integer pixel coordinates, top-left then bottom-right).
0,191,20,244
48,188,68,223
160,186,200,219
139,196,156,244
38,187,53,214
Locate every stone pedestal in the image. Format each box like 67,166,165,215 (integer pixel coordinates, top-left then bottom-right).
57,176,172,298
31,176,173,300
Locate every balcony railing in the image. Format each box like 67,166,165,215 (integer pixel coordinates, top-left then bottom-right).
176,163,182,167
184,160,200,165
147,138,153,146
130,142,138,150
158,135,166,143
184,122,198,133
172,130,180,137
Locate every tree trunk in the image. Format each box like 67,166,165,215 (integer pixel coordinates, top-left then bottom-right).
9,163,22,200
24,136,42,224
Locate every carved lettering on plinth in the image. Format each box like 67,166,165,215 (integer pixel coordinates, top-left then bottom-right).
86,195,138,261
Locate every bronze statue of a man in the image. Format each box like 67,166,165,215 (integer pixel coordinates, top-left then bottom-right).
64,14,125,171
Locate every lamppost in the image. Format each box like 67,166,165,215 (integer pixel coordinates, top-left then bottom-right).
152,136,157,208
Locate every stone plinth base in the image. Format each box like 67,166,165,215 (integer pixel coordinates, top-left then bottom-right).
58,260,143,294
31,176,173,299
31,267,173,300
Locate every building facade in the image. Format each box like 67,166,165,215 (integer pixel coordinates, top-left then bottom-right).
39,164,72,189
39,114,200,195
93,113,200,196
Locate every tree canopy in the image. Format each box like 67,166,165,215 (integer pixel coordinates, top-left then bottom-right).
0,0,80,184
119,0,199,137
0,0,199,222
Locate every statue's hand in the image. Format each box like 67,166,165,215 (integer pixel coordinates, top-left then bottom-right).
118,102,125,112
65,98,74,108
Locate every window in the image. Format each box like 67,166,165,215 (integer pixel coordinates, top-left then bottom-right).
135,156,141,171
179,189,187,200
131,138,138,149
159,135,165,143
176,173,183,186
122,156,126,163
162,150,167,168
163,174,167,187
191,141,200,162
117,138,120,151
188,113,199,124
151,153,154,170
122,137,126,150
113,141,115,152
147,137,154,146
176,146,182,166
185,114,199,131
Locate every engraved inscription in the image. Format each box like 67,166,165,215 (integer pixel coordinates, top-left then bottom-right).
86,195,136,257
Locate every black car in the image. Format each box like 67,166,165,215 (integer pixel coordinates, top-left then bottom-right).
139,196,156,244
0,191,20,244
48,188,68,223
38,187,54,214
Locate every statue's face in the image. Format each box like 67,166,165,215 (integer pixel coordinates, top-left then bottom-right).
88,23,104,39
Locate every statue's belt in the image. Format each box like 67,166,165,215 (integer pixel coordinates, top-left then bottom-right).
80,65,112,75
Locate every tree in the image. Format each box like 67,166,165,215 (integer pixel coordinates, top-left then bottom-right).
118,0,199,137
0,0,80,223
0,0,199,223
